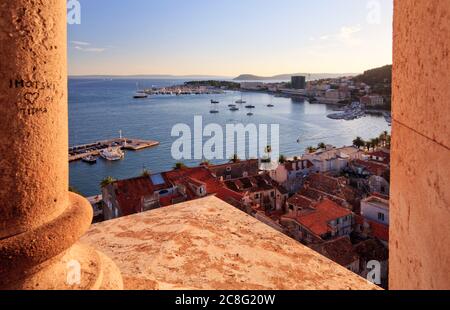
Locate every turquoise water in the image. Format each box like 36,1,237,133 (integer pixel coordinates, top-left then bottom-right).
69,78,390,196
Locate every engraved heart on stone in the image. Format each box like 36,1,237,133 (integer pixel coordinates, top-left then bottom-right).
24,92,40,105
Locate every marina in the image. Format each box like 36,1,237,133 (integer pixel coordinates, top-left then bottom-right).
69,137,160,162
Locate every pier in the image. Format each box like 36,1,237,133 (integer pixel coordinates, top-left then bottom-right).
69,138,160,162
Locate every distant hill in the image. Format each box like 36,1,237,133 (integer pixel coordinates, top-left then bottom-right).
234,73,358,81
354,65,392,86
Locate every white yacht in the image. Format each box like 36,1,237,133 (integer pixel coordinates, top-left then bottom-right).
100,147,125,161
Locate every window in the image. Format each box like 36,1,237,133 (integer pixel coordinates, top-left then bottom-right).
270,191,275,198
378,212,385,222
254,194,260,199
289,204,294,211
226,166,232,172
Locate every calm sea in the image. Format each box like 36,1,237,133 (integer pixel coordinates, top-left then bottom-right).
69,78,390,196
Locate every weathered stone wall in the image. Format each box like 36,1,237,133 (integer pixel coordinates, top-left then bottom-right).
391,0,450,289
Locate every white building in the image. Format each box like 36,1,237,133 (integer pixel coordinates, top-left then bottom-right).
361,195,390,225
302,146,364,173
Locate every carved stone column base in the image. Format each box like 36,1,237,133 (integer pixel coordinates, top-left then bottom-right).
0,193,123,290
3,244,123,290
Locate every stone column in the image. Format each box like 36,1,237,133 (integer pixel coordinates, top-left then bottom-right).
0,0,122,289
390,0,450,289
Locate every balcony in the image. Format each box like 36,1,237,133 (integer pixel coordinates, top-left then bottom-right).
81,196,378,290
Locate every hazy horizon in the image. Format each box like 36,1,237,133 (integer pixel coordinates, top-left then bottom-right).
68,0,393,76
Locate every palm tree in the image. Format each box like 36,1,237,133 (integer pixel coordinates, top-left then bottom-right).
279,154,287,164
306,146,316,153
353,137,365,149
141,169,151,177
379,131,388,147
386,134,392,148
200,160,210,166
100,176,116,188
370,138,379,150
229,154,240,163
317,142,326,149
173,162,187,170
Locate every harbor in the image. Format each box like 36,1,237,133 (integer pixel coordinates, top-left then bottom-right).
69,136,160,162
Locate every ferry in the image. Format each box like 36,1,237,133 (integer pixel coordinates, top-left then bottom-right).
133,93,148,99
100,147,125,161
133,82,148,99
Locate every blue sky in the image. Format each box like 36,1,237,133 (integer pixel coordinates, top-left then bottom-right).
68,0,393,76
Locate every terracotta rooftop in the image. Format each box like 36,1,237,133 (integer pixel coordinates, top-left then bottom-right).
311,237,359,267
351,159,389,176
81,197,378,290
283,199,352,236
355,215,389,242
287,194,315,210
111,176,155,216
208,159,260,180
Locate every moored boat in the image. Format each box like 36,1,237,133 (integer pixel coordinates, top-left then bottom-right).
100,147,125,161
82,155,98,164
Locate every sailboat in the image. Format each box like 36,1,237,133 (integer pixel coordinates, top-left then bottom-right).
210,100,219,113
235,93,246,104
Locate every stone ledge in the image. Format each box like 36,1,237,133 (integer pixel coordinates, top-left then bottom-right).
81,196,379,290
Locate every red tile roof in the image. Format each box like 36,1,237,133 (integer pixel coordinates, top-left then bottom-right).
355,215,389,242
284,199,352,236
287,194,315,210
113,176,155,216
311,237,359,266
284,159,314,172
352,160,389,176
367,150,390,164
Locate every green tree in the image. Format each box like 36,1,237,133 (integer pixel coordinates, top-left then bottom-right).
279,155,287,164
229,154,240,163
141,169,151,177
317,142,326,149
307,146,316,153
353,137,365,149
100,176,116,188
173,162,187,170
